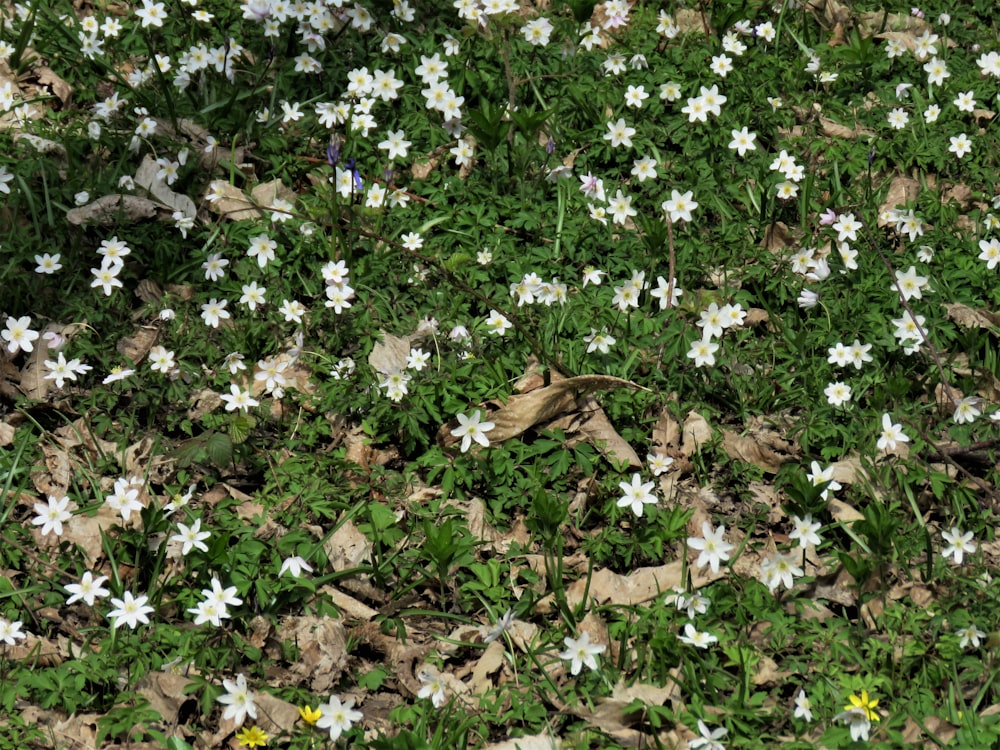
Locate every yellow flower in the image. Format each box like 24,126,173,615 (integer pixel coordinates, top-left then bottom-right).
298,705,322,725
235,726,268,748
845,691,880,722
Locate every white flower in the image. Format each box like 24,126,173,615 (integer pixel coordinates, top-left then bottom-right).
953,397,981,424
451,411,495,452
603,117,636,148
728,126,757,156
678,623,718,650
315,695,362,741
2,315,39,354
558,631,606,675
876,413,909,451
64,571,111,607
806,461,842,500
417,669,447,707
217,673,257,726
584,328,616,354
647,452,674,476
0,618,26,646
824,381,852,407
959,624,986,649
279,556,314,578
941,526,976,565
616,473,658,517
171,518,210,556
106,591,155,629
662,189,698,223
949,133,972,159
686,338,718,368
135,0,167,28
794,689,813,721
688,522,733,574
484,310,512,335
789,514,823,549
219,384,258,413
32,495,73,537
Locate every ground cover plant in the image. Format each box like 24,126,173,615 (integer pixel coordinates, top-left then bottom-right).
2,0,1000,747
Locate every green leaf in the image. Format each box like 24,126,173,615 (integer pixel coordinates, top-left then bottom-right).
204,431,233,468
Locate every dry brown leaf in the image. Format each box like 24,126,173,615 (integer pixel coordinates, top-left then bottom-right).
469,639,507,696
136,672,196,727
250,178,297,215
900,715,957,746
762,221,796,252
466,497,531,553
481,374,645,445
943,302,1000,332
205,180,261,221
323,586,380,621
674,8,708,34
752,655,791,686
652,403,682,451
134,154,197,218
16,132,68,160
537,559,723,613
721,427,797,474
485,735,561,750
282,616,349,693
33,443,73,496
368,332,414,375
858,10,930,34
563,394,641,468
324,519,372,571
879,175,922,220
831,455,867,485
61,505,120,567
819,117,874,140
0,420,14,447
117,323,160,363
53,417,117,457
680,412,712,456
827,498,864,524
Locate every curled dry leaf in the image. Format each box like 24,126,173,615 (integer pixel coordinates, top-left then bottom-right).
66,195,160,226
204,180,261,220
485,374,647,445
134,154,197,218
943,302,1000,332
819,116,875,140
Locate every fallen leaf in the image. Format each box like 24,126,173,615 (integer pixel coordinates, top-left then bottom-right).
368,332,414,375
819,117,874,139
479,374,646,445
537,559,723,613
680,412,712,456
67,194,161,226
943,302,1000,332
485,735,561,750
469,639,506,696
282,616,349,693
205,180,261,221
878,175,922,221
721,425,798,474
134,154,197,218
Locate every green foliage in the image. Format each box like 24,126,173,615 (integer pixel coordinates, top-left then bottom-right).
1,0,999,747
